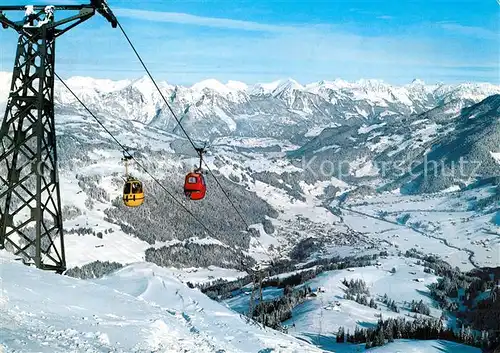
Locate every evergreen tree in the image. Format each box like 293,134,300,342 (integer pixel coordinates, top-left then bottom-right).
336,327,345,343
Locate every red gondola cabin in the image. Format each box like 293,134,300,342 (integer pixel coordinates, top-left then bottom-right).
184,172,206,200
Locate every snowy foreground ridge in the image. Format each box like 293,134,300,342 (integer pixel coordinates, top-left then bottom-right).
0,252,321,353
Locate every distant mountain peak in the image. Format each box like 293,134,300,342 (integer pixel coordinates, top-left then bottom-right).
2,71,500,141
190,78,231,94
226,80,248,91
356,78,386,86
410,78,426,85
65,76,132,93
272,78,303,96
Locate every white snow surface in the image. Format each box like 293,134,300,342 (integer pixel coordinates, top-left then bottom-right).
0,252,321,353
341,186,500,270
283,257,442,337
64,76,131,93
360,339,480,353
491,151,500,164
225,258,482,353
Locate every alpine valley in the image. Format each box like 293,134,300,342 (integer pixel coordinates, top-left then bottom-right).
1,71,499,353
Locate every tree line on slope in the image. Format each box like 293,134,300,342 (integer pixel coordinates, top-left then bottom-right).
65,260,123,279
341,278,379,309
404,248,500,352
198,253,380,300
199,245,500,351
251,285,312,331
145,242,255,271
200,255,381,332
381,293,400,313
340,277,431,314
336,316,493,350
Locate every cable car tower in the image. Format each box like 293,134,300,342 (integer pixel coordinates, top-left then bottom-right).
0,1,117,273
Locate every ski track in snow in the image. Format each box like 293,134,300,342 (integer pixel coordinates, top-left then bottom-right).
0,253,322,353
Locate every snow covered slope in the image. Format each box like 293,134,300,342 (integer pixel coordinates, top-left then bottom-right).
283,257,440,333
225,256,483,353
0,72,497,353
356,339,480,353
0,251,322,353
289,93,500,190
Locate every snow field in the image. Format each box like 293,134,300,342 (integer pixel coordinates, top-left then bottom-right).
0,253,322,353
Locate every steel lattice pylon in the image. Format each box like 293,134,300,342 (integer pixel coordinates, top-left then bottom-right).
0,3,117,273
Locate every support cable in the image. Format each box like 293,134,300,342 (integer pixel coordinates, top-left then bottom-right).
54,72,250,267
115,21,263,246
114,20,287,316
68,16,282,316
115,20,284,321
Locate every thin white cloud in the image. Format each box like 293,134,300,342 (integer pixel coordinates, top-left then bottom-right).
2,6,495,85
377,15,394,20
128,25,496,75
113,8,298,32
439,23,498,40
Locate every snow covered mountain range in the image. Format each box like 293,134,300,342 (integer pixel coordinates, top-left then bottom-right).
2,72,499,142
62,76,500,143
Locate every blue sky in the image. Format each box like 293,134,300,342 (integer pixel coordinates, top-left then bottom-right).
0,0,498,85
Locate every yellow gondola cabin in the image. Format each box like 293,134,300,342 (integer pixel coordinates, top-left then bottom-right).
121,154,144,207
123,177,144,207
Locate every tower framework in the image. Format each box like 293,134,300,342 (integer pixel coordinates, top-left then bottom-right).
0,2,117,273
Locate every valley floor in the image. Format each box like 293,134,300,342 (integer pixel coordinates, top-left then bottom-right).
336,185,499,271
